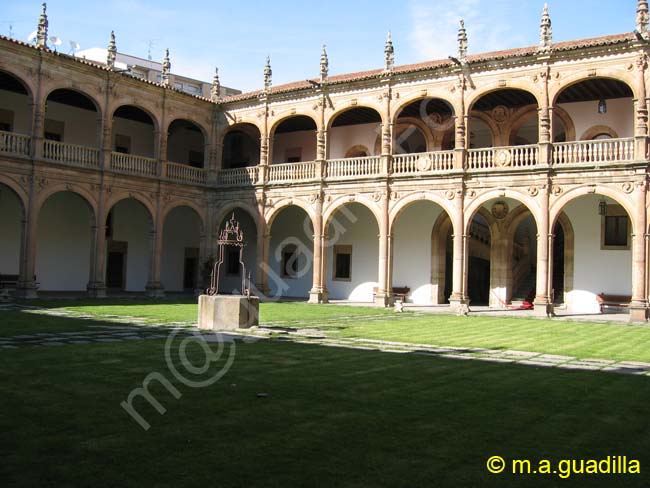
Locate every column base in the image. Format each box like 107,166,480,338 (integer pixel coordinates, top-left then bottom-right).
449,297,470,316
87,282,107,298
533,299,554,317
308,288,329,304
145,282,165,298
629,303,648,323
15,281,38,299
374,292,393,308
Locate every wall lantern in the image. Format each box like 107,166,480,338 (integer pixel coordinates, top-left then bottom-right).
598,98,607,114
598,198,607,216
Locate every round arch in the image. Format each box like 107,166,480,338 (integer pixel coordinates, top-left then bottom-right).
464,189,541,234
389,192,456,234
393,121,432,153
0,68,35,99
105,194,156,225
550,74,638,107
35,185,98,219
161,202,206,234
580,125,619,141
549,185,635,232
552,105,576,141
265,199,317,230
165,117,209,140
390,94,457,127
214,201,262,237
43,87,103,116
326,105,385,130
0,175,28,212
468,110,498,147
111,103,160,134
466,85,543,113
322,196,382,233
269,113,320,136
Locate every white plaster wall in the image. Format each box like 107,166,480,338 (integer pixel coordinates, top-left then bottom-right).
44,101,99,146
328,123,381,159
0,185,22,275
268,206,314,298
167,126,204,165
110,199,151,292
161,207,201,291
271,130,316,163
558,98,633,140
392,201,443,304
563,194,632,313
36,192,92,290
112,117,155,157
217,209,257,294
326,203,378,302
0,90,31,133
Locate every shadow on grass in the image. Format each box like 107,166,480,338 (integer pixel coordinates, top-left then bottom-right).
0,317,649,488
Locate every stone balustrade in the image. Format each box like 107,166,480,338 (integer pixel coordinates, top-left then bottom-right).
0,133,643,188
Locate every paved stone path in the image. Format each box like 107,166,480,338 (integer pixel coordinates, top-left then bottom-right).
3,304,650,377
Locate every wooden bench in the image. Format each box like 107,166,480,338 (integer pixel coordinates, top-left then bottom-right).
373,286,411,302
596,293,631,312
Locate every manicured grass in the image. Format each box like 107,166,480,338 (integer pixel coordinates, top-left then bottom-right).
0,313,649,487
15,299,650,362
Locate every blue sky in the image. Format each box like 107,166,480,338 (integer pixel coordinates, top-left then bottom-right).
0,1,633,92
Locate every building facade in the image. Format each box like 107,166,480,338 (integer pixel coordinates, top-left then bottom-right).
1,2,650,321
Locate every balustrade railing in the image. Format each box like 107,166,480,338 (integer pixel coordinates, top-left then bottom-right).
326,156,381,179
552,138,634,165
0,130,30,157
217,166,259,186
467,144,539,170
110,152,158,176
44,140,99,168
165,161,207,185
268,161,317,183
393,151,455,175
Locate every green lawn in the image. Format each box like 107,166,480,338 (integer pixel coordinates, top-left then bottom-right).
14,299,650,362
0,310,649,487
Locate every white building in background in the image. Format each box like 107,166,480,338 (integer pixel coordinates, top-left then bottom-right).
1,2,650,322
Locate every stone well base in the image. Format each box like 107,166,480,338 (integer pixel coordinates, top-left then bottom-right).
198,294,259,330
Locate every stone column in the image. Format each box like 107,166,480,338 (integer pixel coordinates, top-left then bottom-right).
630,182,648,321
449,189,469,313
538,66,553,167
309,197,328,303
533,185,553,316
30,102,45,161
375,192,392,306
255,229,270,297
634,53,649,161
87,203,107,297
145,208,165,297
16,207,38,299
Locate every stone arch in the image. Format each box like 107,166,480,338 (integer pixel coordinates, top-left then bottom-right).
507,105,539,145
552,105,576,141
468,110,498,147
549,185,635,233
580,125,619,140
105,193,156,226
111,102,160,134
554,211,575,302
390,94,457,127
35,185,98,219
43,86,103,117
345,145,370,158
165,117,209,141
389,192,457,234
465,189,541,235
215,201,263,237
0,67,36,100
269,112,320,136
0,175,28,213
430,212,454,303
322,195,382,232
466,84,542,114
265,198,317,230
161,202,206,234
221,122,262,169
326,104,385,130
550,74,638,106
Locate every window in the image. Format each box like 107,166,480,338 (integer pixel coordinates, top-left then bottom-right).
601,204,630,250
333,245,352,281
226,248,241,275
281,245,298,278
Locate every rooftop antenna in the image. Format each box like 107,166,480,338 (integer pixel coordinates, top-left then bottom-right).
147,39,158,61
27,30,37,43
69,40,80,55
49,35,62,51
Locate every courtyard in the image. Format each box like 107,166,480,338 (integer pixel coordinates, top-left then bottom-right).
1,299,650,487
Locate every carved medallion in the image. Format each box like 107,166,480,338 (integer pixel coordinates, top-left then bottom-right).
416,155,432,172
491,200,509,220
494,149,512,167
492,105,509,123
622,182,635,194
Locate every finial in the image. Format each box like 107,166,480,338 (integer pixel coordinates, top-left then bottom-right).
458,20,468,61
384,31,395,72
36,3,48,49
264,56,272,92
211,67,221,102
320,44,329,83
162,48,171,86
539,3,552,52
107,31,117,69
637,1,649,34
